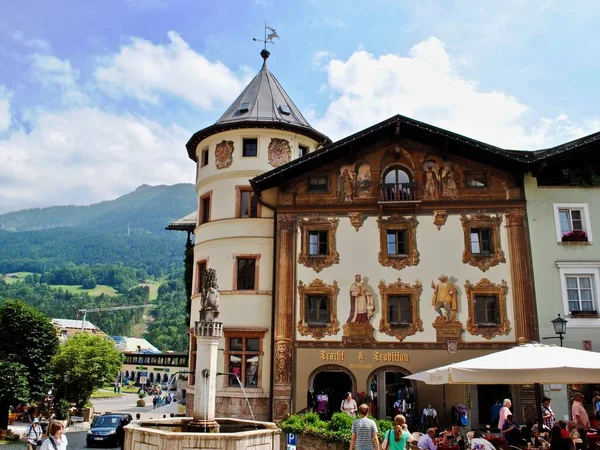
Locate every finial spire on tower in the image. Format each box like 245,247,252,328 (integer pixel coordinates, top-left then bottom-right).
253,21,279,61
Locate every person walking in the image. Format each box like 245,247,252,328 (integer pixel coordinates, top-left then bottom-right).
382,414,412,450
542,396,556,431
350,404,379,450
571,392,589,449
23,418,43,450
498,399,512,431
40,421,68,450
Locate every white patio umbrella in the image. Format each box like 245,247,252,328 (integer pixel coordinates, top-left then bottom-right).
405,342,600,385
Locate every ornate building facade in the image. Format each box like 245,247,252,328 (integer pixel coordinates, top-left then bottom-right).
180,50,599,428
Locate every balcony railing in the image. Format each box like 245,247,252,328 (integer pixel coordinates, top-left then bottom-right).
379,183,417,202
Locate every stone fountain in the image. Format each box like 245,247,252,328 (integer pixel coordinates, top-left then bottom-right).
124,269,281,450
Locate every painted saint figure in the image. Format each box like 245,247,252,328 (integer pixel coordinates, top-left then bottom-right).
340,166,355,202
441,163,458,199
431,275,458,320
423,165,440,200
347,274,374,323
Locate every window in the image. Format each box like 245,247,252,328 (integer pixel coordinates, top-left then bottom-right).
557,263,600,322
201,148,209,167
223,329,266,388
236,187,259,218
553,204,593,243
297,279,340,339
196,260,207,294
239,102,249,113
566,276,595,312
278,104,291,115
388,295,412,325
306,295,330,326
465,278,510,339
236,257,257,291
381,167,414,201
307,176,328,193
460,214,505,272
242,138,258,157
298,217,339,273
377,215,419,270
465,172,488,189
474,295,500,325
386,230,407,256
299,145,309,157
308,230,328,256
470,228,493,255
378,278,423,341
199,192,212,224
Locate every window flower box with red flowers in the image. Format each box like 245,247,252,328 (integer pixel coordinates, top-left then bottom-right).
562,230,588,242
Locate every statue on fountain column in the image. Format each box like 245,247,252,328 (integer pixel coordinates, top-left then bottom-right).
200,268,220,322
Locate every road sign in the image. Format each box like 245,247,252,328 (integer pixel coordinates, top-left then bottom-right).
140,371,148,377
140,376,147,384
286,433,296,445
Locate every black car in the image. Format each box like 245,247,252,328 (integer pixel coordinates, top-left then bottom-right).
86,413,132,448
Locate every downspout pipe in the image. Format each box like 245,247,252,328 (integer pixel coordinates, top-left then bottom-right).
252,185,277,421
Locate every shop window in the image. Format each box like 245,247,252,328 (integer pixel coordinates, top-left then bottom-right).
201,147,209,167
460,214,505,272
465,278,510,339
377,215,419,270
298,217,339,273
236,186,259,218
223,328,266,388
199,191,212,224
234,255,259,291
297,279,340,340
307,175,329,193
465,171,488,189
242,138,258,157
378,278,423,341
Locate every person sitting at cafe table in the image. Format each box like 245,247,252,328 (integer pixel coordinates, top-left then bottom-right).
441,427,455,446
470,431,496,450
417,428,438,450
550,425,575,450
567,422,580,440
558,421,571,439
502,415,521,446
522,419,541,447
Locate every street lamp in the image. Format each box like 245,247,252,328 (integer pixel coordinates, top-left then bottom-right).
543,314,568,347
63,374,70,399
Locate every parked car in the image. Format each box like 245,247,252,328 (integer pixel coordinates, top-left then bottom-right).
86,413,132,448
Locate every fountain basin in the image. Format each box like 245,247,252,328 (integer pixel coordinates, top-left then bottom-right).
125,417,281,450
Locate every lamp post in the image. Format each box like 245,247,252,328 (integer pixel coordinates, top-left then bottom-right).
543,314,568,347
63,374,70,399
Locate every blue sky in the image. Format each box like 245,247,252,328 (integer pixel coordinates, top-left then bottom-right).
1,0,599,213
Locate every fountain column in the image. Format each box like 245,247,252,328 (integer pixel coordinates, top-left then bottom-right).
190,268,223,432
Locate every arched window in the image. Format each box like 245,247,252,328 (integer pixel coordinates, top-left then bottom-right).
381,166,414,201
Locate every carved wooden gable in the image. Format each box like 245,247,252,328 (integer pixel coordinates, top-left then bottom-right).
277,137,522,208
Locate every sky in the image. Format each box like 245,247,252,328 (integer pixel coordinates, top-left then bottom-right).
1,0,600,214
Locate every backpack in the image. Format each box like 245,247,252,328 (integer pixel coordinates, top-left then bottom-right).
460,413,469,427
594,400,600,419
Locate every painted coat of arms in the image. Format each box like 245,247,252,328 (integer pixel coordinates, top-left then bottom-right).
215,140,234,169
268,138,291,167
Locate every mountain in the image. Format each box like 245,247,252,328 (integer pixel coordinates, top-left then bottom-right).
0,184,197,275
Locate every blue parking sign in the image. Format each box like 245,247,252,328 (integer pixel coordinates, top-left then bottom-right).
287,433,296,445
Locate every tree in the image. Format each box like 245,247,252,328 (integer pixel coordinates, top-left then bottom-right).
0,300,59,430
52,333,123,407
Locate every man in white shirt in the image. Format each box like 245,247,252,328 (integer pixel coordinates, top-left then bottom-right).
417,428,437,450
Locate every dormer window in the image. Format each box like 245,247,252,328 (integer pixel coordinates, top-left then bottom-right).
239,102,250,113
278,105,291,115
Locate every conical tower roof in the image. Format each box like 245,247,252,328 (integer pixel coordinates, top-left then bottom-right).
186,50,330,161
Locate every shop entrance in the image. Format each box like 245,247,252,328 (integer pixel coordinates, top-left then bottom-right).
477,384,511,428
313,370,353,420
368,367,416,425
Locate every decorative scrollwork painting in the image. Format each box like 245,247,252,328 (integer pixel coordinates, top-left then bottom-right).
465,278,511,339
297,279,340,340
460,213,505,271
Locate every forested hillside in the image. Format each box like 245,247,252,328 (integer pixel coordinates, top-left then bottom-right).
0,184,196,352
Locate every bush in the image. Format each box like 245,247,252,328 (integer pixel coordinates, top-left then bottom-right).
328,412,354,431
138,392,146,399
278,412,352,444
4,430,21,442
54,399,71,420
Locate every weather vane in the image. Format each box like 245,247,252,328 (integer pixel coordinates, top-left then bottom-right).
253,21,279,49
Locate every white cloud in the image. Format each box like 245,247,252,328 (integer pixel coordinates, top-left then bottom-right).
94,31,249,110
0,107,194,213
0,86,11,132
310,17,345,29
12,30,51,52
315,38,596,149
125,0,167,9
29,54,88,105
313,50,333,69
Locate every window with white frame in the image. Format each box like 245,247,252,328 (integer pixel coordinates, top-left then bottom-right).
553,203,593,243
557,263,600,321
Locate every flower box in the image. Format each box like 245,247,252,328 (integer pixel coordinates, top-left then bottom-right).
562,230,588,242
